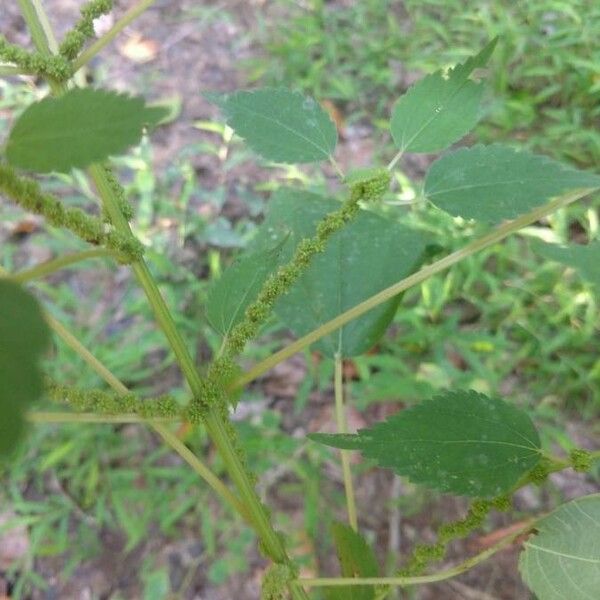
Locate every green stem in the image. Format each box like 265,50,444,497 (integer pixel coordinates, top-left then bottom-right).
152,422,251,521
387,149,404,172
300,517,536,590
35,303,246,522
45,312,129,393
87,164,205,394
88,166,288,558
72,0,158,72
0,64,27,76
87,168,305,597
2,265,243,526
329,156,344,179
12,248,114,283
17,6,302,595
334,353,358,531
234,189,593,389
17,0,59,55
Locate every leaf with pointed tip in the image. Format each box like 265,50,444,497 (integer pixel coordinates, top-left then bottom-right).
0,280,51,457
6,88,166,173
206,241,287,337
325,522,379,600
209,88,337,163
310,390,541,497
519,494,600,600
249,188,426,357
390,38,497,154
534,240,600,293
425,144,600,223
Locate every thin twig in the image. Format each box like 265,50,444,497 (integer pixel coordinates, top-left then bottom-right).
334,353,358,531
73,0,158,72
299,516,537,588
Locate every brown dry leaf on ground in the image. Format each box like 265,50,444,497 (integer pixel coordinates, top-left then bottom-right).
119,32,159,63
468,520,533,551
321,99,346,137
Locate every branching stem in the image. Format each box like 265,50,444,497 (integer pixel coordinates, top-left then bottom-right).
300,516,536,590
17,0,59,55
0,64,26,76
10,289,246,522
11,0,308,588
233,189,592,388
11,248,115,283
87,167,303,592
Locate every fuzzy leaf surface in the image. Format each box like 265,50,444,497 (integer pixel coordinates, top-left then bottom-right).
211,88,337,163
425,144,600,223
520,494,600,600
390,38,496,153
250,189,425,357
0,280,50,456
534,240,600,293
6,88,165,173
310,390,541,497
325,522,379,600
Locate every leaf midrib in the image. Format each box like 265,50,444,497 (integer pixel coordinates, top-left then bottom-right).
524,543,600,565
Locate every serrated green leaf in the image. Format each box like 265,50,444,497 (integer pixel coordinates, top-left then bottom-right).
210,87,337,163
520,494,600,600
206,240,287,336
310,390,541,497
6,88,165,173
534,240,600,293
390,38,497,154
0,280,51,457
325,522,379,600
425,144,600,223
250,189,425,357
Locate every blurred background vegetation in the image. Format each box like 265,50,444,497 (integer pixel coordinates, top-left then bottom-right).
1,0,599,598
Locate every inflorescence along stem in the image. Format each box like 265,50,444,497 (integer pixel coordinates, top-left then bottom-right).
233,189,594,389
301,516,538,591
13,4,306,594
8,3,600,596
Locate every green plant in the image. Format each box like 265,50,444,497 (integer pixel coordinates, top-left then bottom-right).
1,3,600,599
257,0,600,168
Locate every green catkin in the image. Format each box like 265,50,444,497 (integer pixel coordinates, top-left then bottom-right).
59,0,114,60
399,495,512,577
527,460,552,485
0,164,143,261
221,168,391,361
183,170,393,522
186,168,391,424
0,36,72,80
46,380,180,418
101,165,135,221
569,448,593,472
261,563,296,600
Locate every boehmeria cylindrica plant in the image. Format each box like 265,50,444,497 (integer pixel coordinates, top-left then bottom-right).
1,2,600,599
